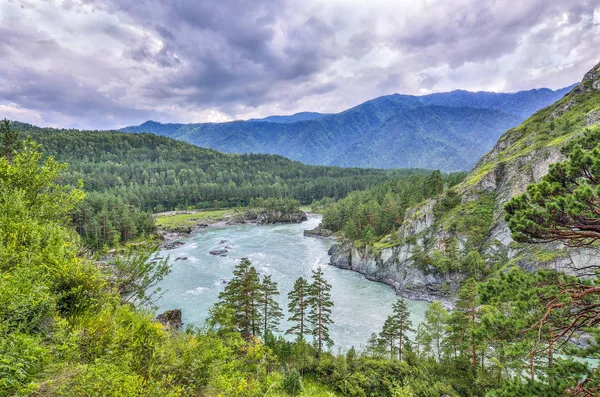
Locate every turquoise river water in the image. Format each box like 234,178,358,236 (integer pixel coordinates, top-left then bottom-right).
156,214,429,351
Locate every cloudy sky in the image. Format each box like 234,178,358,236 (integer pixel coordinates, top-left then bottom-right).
1,0,599,129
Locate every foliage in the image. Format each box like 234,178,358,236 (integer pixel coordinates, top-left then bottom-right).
307,267,335,356
287,277,311,340
110,244,171,308
322,171,466,243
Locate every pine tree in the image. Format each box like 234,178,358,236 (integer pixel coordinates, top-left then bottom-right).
392,298,413,361
378,299,413,361
217,258,262,340
423,300,449,362
260,275,283,337
379,316,397,360
287,277,310,340
0,119,22,161
307,267,334,356
365,332,382,358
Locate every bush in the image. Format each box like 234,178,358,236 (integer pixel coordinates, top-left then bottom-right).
283,369,304,396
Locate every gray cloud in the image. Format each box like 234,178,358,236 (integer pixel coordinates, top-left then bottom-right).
0,0,598,129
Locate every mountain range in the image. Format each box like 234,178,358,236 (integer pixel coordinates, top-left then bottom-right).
122,86,575,171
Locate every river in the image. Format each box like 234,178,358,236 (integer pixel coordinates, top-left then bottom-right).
155,214,429,351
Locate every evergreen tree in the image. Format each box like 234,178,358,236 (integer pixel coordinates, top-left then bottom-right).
0,119,22,161
379,316,397,360
378,298,413,361
216,258,262,340
260,275,283,337
287,277,310,340
423,301,449,362
365,332,382,358
391,298,413,361
307,267,334,356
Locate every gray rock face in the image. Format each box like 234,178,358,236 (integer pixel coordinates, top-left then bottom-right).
235,210,308,225
156,309,183,331
587,109,600,126
304,223,335,239
209,249,228,256
329,241,456,308
256,210,308,224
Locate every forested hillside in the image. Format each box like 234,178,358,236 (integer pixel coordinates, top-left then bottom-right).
122,87,573,171
10,122,432,249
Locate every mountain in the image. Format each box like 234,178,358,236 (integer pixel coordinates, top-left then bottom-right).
122,86,574,171
249,111,328,123
327,61,600,305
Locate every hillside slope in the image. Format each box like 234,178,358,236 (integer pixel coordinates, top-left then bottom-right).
327,61,600,305
122,87,573,171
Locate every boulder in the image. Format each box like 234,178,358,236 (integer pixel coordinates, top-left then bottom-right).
209,249,228,256
304,223,335,238
156,309,183,331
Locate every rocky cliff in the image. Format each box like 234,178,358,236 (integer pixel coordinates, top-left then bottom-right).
329,60,600,306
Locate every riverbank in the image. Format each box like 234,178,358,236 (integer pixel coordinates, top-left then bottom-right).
155,208,308,248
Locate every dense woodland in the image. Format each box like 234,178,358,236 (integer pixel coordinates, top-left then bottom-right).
10,121,432,249
321,170,466,242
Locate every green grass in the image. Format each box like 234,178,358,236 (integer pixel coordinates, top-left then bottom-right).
154,209,241,228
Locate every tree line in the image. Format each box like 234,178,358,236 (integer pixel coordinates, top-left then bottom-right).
8,120,433,249
322,170,467,243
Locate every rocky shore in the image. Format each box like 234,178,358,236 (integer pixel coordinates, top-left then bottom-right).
327,240,458,309
158,209,308,249
303,223,335,239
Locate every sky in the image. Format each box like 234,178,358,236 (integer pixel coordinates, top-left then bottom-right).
0,0,599,130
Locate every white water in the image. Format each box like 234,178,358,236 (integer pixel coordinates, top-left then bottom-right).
155,214,429,351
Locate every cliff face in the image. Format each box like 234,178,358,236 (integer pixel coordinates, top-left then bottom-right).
329,60,600,305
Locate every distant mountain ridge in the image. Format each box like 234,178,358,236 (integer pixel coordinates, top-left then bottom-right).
122,86,575,171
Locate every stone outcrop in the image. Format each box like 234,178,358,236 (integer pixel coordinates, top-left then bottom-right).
304,223,335,239
156,309,183,331
328,241,456,308
236,210,308,225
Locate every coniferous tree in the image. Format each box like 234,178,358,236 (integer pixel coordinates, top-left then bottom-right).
307,267,334,356
0,119,22,161
423,300,449,362
217,258,262,340
391,298,413,361
260,275,283,337
379,316,397,360
287,277,310,340
378,299,413,361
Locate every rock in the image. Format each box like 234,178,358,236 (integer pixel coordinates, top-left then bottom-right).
156,309,183,331
328,240,457,307
163,241,185,250
209,249,228,256
571,332,597,349
304,223,335,239
175,256,188,261
254,210,308,224
219,240,228,244
587,109,600,126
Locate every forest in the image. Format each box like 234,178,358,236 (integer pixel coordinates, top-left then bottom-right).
9,121,434,249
